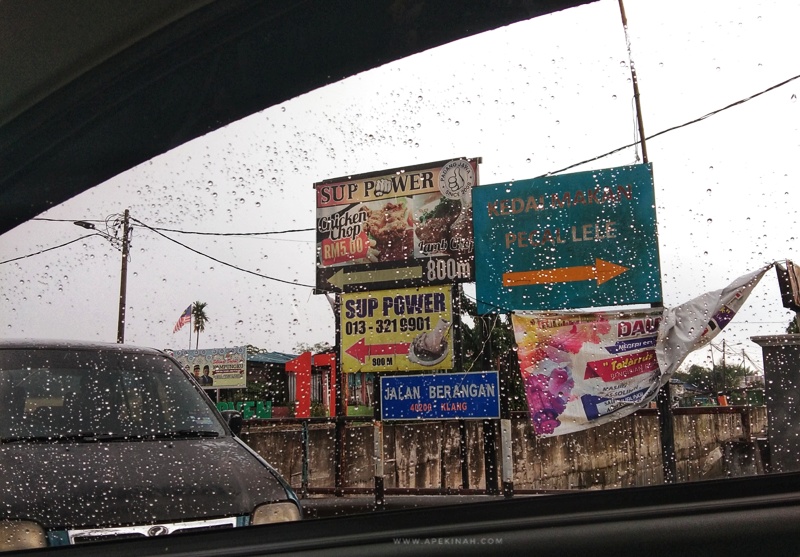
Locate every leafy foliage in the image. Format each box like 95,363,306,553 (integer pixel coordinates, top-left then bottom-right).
673,363,755,394
458,289,527,412
192,301,209,349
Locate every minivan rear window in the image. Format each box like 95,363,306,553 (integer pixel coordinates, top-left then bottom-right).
0,349,225,441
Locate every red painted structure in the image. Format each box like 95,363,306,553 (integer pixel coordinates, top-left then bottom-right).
286,351,337,418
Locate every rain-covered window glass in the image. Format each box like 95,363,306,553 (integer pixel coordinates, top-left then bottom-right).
1,1,799,551
0,350,225,441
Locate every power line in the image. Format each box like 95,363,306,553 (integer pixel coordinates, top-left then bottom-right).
31,217,312,237
32,217,106,224
11,73,800,271
544,72,800,176
147,226,313,236
0,234,100,265
130,217,316,289
8,216,316,282
709,341,764,374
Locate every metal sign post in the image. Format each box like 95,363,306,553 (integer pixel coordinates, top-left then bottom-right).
374,422,385,508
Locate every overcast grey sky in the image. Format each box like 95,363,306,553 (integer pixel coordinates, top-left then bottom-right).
1,0,797,372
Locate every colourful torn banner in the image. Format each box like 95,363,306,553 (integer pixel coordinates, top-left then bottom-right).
512,264,773,437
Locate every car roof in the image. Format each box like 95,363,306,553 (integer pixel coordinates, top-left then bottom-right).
0,0,595,235
0,338,167,355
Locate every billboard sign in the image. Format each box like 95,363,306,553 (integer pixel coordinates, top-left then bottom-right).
512,310,661,437
341,285,453,373
472,164,661,313
380,371,500,420
315,158,479,293
511,266,771,437
171,346,247,389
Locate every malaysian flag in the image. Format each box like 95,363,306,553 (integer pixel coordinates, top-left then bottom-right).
173,305,192,333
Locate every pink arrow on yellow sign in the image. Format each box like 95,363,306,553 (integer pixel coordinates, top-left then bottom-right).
502,258,629,287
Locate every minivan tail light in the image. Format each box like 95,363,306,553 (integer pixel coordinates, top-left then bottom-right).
251,502,302,524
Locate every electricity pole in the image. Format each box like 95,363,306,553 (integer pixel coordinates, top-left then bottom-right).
74,209,131,344
117,209,130,343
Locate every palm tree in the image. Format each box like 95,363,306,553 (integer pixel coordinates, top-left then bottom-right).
192,301,209,349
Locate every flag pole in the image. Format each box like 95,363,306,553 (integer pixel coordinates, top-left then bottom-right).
189,313,193,350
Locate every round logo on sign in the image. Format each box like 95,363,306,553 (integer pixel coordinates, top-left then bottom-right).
439,160,475,200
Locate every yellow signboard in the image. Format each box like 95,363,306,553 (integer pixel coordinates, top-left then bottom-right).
341,286,453,372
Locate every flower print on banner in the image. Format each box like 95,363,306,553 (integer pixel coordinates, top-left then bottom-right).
512,310,662,437
512,264,773,437
550,317,612,353
525,368,575,435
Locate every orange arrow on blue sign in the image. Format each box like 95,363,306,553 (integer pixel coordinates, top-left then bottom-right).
502,258,629,287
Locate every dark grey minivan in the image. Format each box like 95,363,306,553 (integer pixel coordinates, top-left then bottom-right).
0,339,301,551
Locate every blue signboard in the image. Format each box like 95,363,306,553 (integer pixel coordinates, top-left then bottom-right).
472,164,661,313
380,371,500,420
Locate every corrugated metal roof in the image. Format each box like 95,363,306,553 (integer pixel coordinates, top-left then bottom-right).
248,352,298,364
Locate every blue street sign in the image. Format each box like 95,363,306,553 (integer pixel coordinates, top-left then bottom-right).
472,164,662,313
380,371,500,420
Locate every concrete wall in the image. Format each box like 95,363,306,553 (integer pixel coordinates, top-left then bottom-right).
240,407,767,491
753,334,800,473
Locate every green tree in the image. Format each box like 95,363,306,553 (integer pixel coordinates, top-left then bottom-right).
192,301,209,349
673,364,714,393
787,318,799,334
458,290,527,412
674,362,752,394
